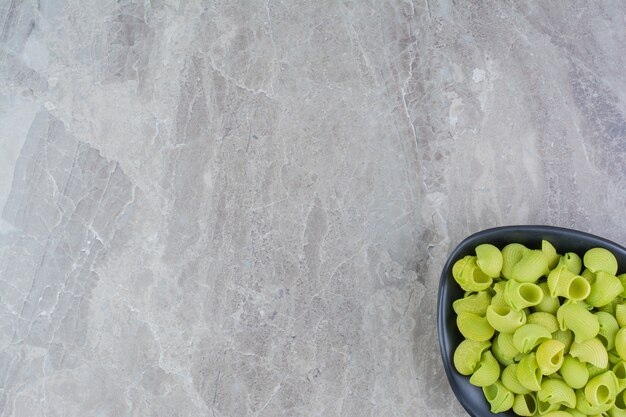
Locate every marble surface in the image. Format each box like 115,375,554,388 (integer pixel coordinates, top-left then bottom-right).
0,1,625,416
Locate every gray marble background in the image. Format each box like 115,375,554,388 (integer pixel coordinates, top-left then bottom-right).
0,1,625,416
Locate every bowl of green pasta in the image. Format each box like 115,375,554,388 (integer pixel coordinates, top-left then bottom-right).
437,225,626,417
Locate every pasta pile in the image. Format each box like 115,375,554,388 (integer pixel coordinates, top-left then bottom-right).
452,241,626,417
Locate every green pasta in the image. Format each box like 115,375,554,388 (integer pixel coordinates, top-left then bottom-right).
581,268,596,282
619,274,626,298
511,249,550,283
483,381,515,413
542,240,561,270
560,355,590,389
517,353,543,391
596,312,619,351
610,351,623,366
470,351,501,387
538,378,576,408
597,296,621,316
557,303,599,343
542,412,575,417
576,389,614,414
528,312,560,333
492,332,521,367
453,339,491,375
476,244,503,278
457,312,495,341
486,305,527,333
584,371,618,407
453,255,473,281
537,398,562,414
558,252,583,275
588,363,609,379
553,329,574,354
513,324,552,353
570,338,608,368
584,248,619,275
587,272,624,308
548,266,591,301
453,255,493,292
537,340,565,375
613,362,626,392
464,263,494,292
564,408,586,417
502,243,530,280
616,303,626,328
615,328,626,362
535,282,561,314
513,393,537,416
451,240,624,417
502,364,532,394
490,281,509,307
505,280,544,311
453,291,492,315
609,389,626,417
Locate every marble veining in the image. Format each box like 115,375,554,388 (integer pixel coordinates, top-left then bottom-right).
0,1,625,416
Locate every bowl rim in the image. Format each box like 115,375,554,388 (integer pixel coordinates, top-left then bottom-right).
436,225,626,417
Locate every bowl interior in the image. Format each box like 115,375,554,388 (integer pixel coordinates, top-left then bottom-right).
437,225,626,417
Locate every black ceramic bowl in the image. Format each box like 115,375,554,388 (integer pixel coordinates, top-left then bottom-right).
437,225,626,417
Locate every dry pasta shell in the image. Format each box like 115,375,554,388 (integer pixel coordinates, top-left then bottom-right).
483,381,514,413
559,355,589,389
609,389,626,417
585,371,619,407
596,311,620,351
616,328,626,361
584,247,619,275
490,281,509,307
570,338,608,369
528,312,560,333
534,282,561,314
557,252,583,275
501,243,530,280
453,339,491,375
581,268,596,282
513,393,538,416
619,273,626,298
469,351,500,387
475,243,503,278
553,329,574,354
511,249,550,283
486,305,527,334
536,339,565,375
564,408,587,417
492,332,521,366
504,280,544,311
616,303,626,328
460,261,493,292
457,312,495,342
516,353,543,391
576,389,615,414
538,378,576,408
542,240,561,270
453,291,492,315
502,364,531,394
557,302,599,343
541,412,575,417
513,324,552,353
537,398,561,415
548,266,590,301
613,361,626,393
452,255,474,283
587,271,624,308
